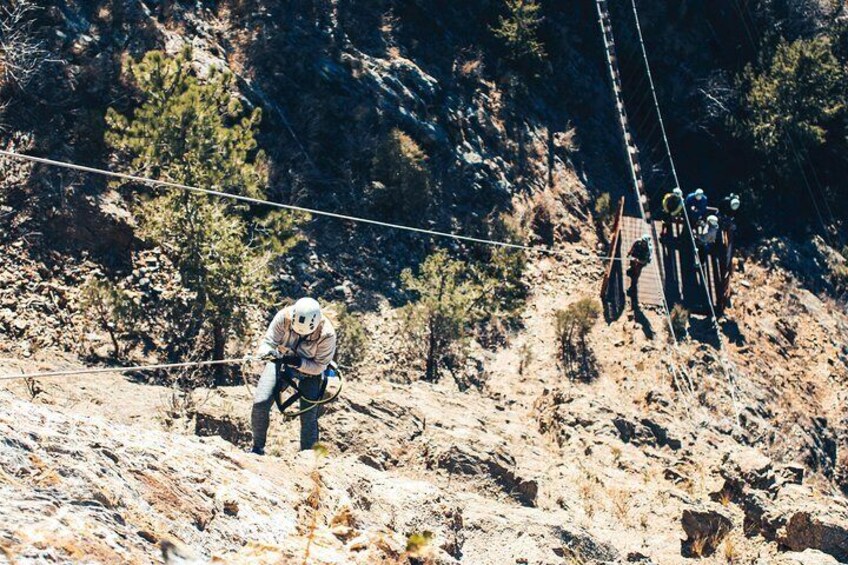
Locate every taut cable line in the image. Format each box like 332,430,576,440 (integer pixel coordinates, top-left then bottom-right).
0,357,254,381
0,149,621,262
629,0,743,424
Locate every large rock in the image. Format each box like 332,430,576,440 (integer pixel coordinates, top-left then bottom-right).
612,416,682,450
435,444,539,507
773,486,848,560
740,483,848,561
680,503,734,557
720,446,775,492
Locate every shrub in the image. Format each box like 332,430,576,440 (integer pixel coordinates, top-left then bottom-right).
530,190,558,245
369,128,433,221
832,263,848,294
0,1,49,92
594,192,613,227
332,304,369,369
78,277,138,358
670,304,690,340
492,0,546,65
400,250,487,382
405,531,434,557
106,48,280,384
554,298,600,378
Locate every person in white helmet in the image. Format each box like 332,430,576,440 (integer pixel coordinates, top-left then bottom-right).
251,297,337,454
719,193,741,232
627,234,653,294
685,188,709,222
696,215,720,250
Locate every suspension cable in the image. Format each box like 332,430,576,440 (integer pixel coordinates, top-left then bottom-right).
595,0,699,416
0,357,254,381
629,0,742,423
0,149,621,263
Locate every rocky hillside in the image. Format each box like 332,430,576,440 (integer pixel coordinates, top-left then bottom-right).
1,0,848,564
2,249,848,563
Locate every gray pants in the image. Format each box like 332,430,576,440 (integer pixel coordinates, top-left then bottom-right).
251,362,322,451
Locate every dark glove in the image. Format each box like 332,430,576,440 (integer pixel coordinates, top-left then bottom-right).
260,351,279,362
281,354,302,368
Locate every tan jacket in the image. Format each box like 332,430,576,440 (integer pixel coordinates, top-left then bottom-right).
257,306,337,375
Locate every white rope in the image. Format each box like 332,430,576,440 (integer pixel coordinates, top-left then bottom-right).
629,0,742,425
0,149,621,262
0,357,254,381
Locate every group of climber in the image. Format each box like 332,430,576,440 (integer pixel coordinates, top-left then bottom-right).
627,188,740,291
660,187,740,249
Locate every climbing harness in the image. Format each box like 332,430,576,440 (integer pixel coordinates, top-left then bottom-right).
272,359,343,420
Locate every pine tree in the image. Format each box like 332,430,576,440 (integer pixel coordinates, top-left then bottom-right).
400,249,516,382
492,0,547,65
737,36,846,163
369,128,433,221
106,48,278,384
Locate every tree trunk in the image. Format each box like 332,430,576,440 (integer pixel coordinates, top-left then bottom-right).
425,316,437,381
107,328,121,360
212,322,227,386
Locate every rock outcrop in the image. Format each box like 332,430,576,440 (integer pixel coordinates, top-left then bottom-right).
716,448,848,561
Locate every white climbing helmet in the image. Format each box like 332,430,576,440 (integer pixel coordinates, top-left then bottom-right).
673,187,683,197
694,188,705,199
707,215,719,227
730,196,740,211
291,297,322,336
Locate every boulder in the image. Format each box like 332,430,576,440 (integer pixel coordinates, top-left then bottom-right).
721,447,775,492
776,463,805,486
612,416,681,450
436,444,538,507
774,486,848,561
680,503,734,557
739,483,848,561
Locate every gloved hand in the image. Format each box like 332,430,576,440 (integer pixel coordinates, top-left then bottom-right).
259,351,279,362
280,354,302,368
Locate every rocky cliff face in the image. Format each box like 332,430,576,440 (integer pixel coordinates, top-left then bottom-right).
2,251,847,564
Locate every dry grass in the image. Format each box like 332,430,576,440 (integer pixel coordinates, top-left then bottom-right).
610,446,622,466
722,535,738,563
23,377,44,401
609,488,630,523
577,474,603,519
518,342,533,376
301,443,329,565
0,542,16,565
459,58,483,78
689,530,730,558
690,534,708,558
718,487,733,507
560,543,589,564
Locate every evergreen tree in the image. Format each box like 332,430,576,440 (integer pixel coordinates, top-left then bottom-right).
369,128,433,221
492,0,547,65
106,48,278,384
401,250,485,381
736,36,846,164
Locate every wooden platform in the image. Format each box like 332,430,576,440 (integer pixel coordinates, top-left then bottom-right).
620,216,665,306
602,207,734,316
